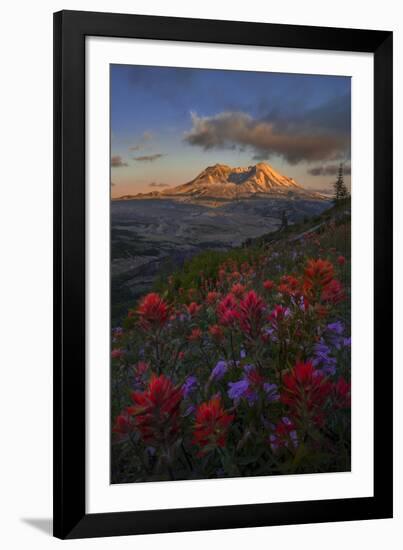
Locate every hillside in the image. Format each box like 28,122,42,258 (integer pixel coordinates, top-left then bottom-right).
111,195,331,324
154,199,351,298
112,198,351,483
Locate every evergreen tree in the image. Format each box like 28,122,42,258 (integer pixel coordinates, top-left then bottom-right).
333,163,350,204
280,209,288,230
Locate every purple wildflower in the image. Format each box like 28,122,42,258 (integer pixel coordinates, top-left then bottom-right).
269,434,278,451
289,431,298,448
211,360,228,381
182,375,198,398
263,327,277,342
327,321,344,335
112,327,124,342
183,404,196,417
263,382,280,402
312,340,337,376
228,379,250,400
326,321,351,350
243,364,255,374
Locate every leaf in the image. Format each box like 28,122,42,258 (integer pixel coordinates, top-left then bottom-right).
291,443,308,469
236,455,259,466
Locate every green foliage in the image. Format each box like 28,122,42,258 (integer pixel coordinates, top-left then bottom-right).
154,247,264,299
333,163,350,204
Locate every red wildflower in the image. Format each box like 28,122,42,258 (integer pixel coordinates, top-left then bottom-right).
112,410,132,435
112,409,132,442
134,361,149,377
337,255,346,266
231,283,246,298
188,287,197,300
217,293,240,326
137,293,169,331
127,374,183,445
206,291,220,305
281,361,333,427
246,368,265,388
193,397,234,453
278,275,300,296
333,377,351,408
321,278,345,304
187,302,201,316
304,259,335,290
240,261,251,274
111,348,124,360
238,290,266,338
229,271,241,282
209,324,225,341
178,351,185,361
263,279,275,291
314,304,329,318
270,417,298,452
269,304,289,323
188,327,202,342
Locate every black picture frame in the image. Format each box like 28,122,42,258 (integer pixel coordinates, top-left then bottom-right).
53,10,393,539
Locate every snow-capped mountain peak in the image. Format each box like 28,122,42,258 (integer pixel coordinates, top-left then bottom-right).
161,162,303,199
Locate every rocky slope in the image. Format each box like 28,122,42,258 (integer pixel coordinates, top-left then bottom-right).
124,163,324,201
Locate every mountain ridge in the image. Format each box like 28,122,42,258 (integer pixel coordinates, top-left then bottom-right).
116,162,325,201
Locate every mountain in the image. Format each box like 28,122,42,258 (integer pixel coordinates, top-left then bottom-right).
119,163,324,201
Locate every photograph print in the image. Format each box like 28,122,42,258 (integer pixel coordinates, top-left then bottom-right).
110,64,351,484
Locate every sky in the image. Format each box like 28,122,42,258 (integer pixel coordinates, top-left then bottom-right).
111,64,351,198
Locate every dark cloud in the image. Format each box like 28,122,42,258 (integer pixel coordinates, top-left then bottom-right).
262,95,351,137
148,182,170,188
252,152,270,161
111,155,128,167
308,163,351,176
133,153,164,162
184,110,349,165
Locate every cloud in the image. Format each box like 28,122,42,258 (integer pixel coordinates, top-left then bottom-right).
184,107,350,165
111,155,128,167
133,153,164,162
129,131,153,151
308,163,351,176
148,182,170,188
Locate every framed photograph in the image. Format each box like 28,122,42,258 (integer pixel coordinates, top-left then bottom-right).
54,10,393,539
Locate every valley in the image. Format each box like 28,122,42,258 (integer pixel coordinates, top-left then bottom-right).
111,194,330,324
